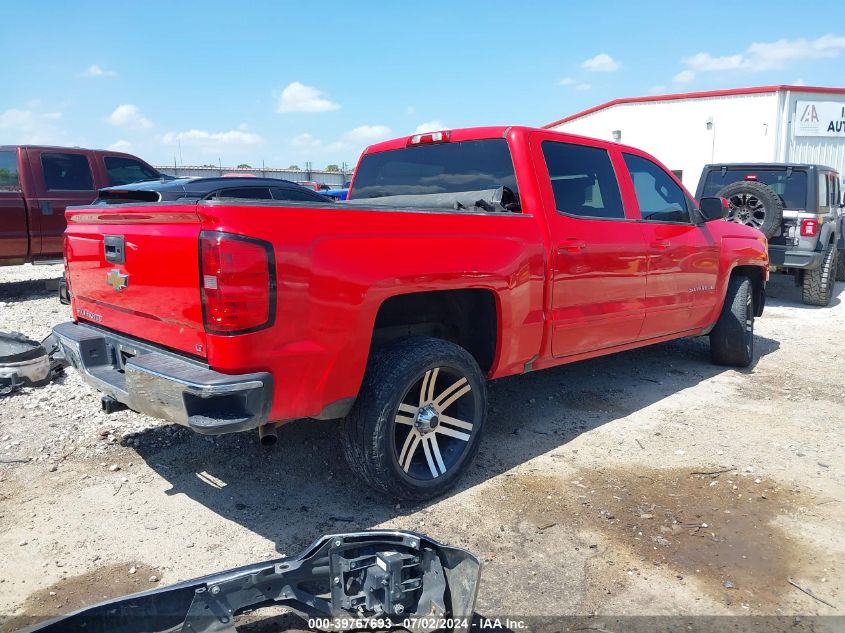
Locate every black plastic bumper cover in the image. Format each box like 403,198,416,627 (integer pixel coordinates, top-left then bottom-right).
17,530,481,633
768,245,823,270
51,321,272,434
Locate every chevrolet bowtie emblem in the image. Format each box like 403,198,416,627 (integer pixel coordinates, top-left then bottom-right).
106,269,129,292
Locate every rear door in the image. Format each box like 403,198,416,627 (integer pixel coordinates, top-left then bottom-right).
623,153,720,336
27,149,98,258
532,135,648,357
0,148,28,261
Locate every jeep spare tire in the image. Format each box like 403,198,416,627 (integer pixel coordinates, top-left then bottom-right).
0,331,51,394
717,180,784,239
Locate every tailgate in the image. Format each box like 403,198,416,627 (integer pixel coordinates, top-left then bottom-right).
64,203,207,358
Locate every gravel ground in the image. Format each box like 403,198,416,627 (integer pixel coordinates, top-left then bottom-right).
1,263,843,630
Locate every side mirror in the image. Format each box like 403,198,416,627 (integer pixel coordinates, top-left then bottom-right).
698,196,728,222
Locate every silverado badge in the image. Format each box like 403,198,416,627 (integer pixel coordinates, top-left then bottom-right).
106,268,129,292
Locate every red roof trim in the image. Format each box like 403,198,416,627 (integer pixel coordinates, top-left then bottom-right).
543,85,845,129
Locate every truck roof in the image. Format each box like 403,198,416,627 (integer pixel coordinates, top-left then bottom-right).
704,162,839,175
0,144,117,152
362,125,649,156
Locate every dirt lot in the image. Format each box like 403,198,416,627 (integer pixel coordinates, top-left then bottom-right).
1,263,843,629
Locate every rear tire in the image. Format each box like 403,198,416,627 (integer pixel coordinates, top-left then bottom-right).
717,181,784,239
710,275,755,367
835,248,845,282
802,245,837,306
341,337,487,501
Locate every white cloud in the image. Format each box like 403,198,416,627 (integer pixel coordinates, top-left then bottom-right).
581,53,620,72
683,34,845,73
108,104,153,129
414,120,446,134
559,77,576,85
405,105,416,115
162,129,264,149
575,83,592,91
342,125,391,142
276,82,340,113
107,140,133,152
673,70,695,84
681,52,744,72
0,107,66,143
792,78,806,85
80,64,117,78
648,85,667,94
291,133,323,149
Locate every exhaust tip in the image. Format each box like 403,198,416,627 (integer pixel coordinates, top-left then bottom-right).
258,424,278,447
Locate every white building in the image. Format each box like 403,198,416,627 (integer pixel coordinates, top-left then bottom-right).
545,85,845,192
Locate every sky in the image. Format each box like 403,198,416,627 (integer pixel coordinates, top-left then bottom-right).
2,0,844,170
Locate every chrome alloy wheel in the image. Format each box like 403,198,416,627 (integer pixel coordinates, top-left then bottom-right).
392,367,481,481
727,193,766,229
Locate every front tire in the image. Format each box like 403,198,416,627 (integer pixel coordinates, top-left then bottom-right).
710,275,755,367
802,245,838,306
341,337,487,501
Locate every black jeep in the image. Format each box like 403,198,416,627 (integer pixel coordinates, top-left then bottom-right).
696,163,844,306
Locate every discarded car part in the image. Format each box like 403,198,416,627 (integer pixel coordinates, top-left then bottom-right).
258,422,278,446
0,332,51,394
20,530,480,633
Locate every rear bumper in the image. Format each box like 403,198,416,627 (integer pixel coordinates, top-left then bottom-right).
768,245,823,270
51,322,272,434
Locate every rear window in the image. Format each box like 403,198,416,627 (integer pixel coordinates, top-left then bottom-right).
349,139,519,204
212,187,273,200
702,169,808,209
0,150,20,192
272,187,326,202
41,152,94,191
104,156,160,186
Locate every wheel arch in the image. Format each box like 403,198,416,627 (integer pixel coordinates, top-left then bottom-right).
370,288,500,375
730,265,766,317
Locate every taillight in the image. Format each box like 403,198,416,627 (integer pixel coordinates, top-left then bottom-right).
800,219,818,237
407,130,451,146
200,231,275,335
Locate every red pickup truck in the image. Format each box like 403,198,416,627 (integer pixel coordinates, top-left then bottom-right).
0,145,161,266
51,126,768,500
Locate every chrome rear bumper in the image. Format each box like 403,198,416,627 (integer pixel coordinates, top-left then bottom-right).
51,322,272,434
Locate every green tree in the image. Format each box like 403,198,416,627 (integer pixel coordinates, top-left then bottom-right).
325,164,340,172
237,163,252,169
287,164,301,170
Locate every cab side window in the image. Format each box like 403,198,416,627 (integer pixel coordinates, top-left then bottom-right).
105,156,160,186
0,150,20,191
541,141,624,220
41,153,94,191
624,153,691,223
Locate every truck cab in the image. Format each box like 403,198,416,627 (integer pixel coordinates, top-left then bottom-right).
0,145,162,266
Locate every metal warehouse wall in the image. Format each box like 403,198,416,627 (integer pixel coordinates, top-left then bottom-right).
550,93,780,190
782,90,845,178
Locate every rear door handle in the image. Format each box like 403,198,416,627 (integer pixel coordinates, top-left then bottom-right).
557,238,587,254
650,240,671,250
